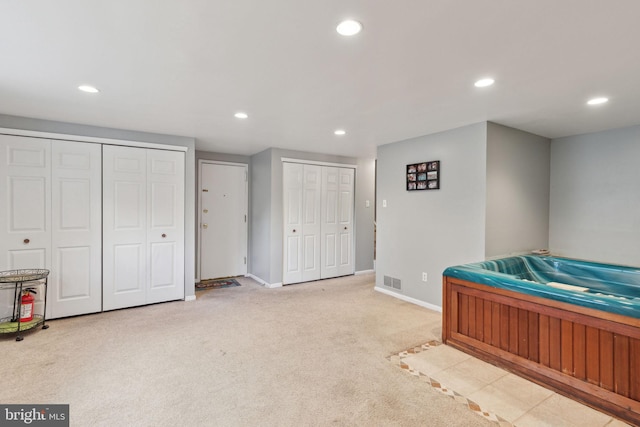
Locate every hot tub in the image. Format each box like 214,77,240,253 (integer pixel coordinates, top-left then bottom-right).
442,255,640,424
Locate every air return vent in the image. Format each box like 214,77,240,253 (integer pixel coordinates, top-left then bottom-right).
383,275,401,290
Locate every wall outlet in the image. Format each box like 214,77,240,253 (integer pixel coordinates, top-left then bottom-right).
422,272,428,282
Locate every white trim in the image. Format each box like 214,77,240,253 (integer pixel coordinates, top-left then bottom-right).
281,157,357,169
247,274,283,288
197,160,249,281
374,287,442,313
355,269,375,275
185,295,196,302
0,127,188,152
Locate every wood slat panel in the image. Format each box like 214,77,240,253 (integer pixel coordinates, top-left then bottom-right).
614,334,630,397
518,308,529,358
500,304,510,351
491,302,500,347
630,338,640,401
468,295,476,339
459,294,469,335
528,311,539,362
549,317,561,371
483,299,492,344
586,326,600,386
539,314,550,367
600,330,614,391
509,306,519,354
573,323,586,380
561,320,574,375
476,297,484,342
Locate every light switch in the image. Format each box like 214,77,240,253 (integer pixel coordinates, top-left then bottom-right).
365,200,370,208
383,200,387,207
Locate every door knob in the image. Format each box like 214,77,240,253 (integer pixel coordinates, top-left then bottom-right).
344,227,348,230
162,234,167,238
23,238,30,244
293,229,296,233
202,224,208,229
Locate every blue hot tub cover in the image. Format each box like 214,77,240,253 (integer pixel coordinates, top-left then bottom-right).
443,255,640,318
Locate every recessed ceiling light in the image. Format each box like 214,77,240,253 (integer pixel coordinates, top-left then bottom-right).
474,78,495,88
78,85,99,93
587,97,609,106
336,20,362,36
234,112,248,119
334,129,346,136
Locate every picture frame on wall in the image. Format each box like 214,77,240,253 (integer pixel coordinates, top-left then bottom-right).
407,161,439,191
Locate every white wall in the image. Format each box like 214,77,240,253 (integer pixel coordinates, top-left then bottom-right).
376,123,487,307
550,125,640,266
249,149,273,283
486,123,550,257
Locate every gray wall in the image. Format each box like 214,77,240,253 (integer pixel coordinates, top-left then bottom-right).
376,123,487,307
550,124,640,266
355,158,376,271
194,150,251,280
249,148,375,285
249,149,273,282
485,123,550,257
0,113,198,298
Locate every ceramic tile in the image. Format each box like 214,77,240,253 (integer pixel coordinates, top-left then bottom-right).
400,344,470,377
467,374,554,423
514,393,618,427
431,356,509,396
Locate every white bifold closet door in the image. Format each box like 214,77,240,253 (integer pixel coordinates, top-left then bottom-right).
103,146,185,310
0,135,52,318
282,162,354,285
50,141,102,318
321,167,355,278
283,163,322,284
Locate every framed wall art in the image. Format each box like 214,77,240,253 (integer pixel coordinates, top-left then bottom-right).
407,161,439,191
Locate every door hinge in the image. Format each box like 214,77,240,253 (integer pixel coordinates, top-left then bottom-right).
244,257,247,265
244,214,247,223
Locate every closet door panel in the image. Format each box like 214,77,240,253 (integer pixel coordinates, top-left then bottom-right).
321,167,340,278
146,149,184,303
50,141,102,318
0,135,51,318
103,146,147,310
283,163,304,284
337,168,354,276
301,165,321,282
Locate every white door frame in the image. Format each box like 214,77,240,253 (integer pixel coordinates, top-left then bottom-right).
197,160,248,281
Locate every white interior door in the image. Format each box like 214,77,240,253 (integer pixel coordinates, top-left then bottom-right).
301,165,321,282
50,141,102,318
0,135,51,318
321,167,340,279
103,145,147,310
199,162,248,280
283,163,303,284
147,149,184,303
337,168,355,276
321,166,355,279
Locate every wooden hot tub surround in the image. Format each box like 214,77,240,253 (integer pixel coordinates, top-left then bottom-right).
443,260,640,425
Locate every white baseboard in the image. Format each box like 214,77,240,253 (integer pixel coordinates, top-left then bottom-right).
374,286,442,313
247,273,283,288
355,269,375,275
185,295,196,302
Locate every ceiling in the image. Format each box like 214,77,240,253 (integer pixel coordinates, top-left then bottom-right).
2,1,640,158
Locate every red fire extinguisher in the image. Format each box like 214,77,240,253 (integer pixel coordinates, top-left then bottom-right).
20,288,37,323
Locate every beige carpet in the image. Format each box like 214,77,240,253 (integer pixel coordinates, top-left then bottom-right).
0,274,491,426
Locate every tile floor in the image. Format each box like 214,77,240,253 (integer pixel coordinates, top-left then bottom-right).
389,342,631,427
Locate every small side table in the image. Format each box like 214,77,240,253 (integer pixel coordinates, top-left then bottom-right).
0,269,50,341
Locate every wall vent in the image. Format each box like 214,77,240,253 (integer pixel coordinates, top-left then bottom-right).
383,275,402,290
